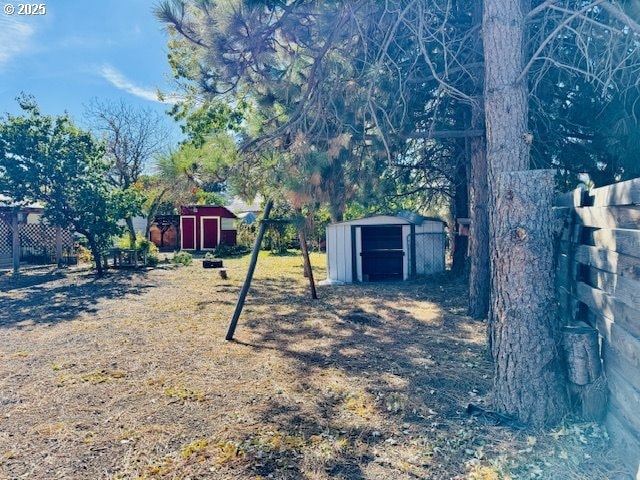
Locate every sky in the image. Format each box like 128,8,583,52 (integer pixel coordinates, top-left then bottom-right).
0,0,182,141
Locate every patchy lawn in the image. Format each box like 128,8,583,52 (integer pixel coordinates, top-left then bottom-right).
0,253,630,479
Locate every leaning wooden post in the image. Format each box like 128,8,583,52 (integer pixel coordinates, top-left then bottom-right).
298,228,318,300
225,199,274,341
11,210,20,273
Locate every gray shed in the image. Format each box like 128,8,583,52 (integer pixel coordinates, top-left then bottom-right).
322,213,445,284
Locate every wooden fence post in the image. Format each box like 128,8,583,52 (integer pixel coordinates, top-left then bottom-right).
11,211,20,273
55,225,63,267
225,199,273,341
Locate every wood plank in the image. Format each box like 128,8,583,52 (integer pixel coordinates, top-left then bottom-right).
574,206,640,229
608,387,640,447
590,178,640,207
552,206,572,221
570,221,584,244
575,245,640,280
555,188,586,208
591,311,640,371
555,254,569,287
557,286,570,322
557,239,572,254
576,281,640,338
603,342,640,393
605,411,640,476
592,228,640,259
607,374,640,440
585,267,640,311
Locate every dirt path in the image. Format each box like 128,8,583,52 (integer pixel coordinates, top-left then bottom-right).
0,254,628,479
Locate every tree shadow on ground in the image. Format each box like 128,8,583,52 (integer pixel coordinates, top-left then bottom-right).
0,269,155,329
224,273,491,478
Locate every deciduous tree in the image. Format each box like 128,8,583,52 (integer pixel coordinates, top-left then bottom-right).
85,99,169,248
0,97,138,275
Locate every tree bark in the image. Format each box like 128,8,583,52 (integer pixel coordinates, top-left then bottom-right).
125,216,137,249
468,104,490,318
491,170,568,426
144,188,168,238
86,234,104,277
483,0,568,425
467,0,490,319
484,0,531,354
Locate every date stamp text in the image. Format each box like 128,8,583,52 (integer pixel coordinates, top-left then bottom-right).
4,3,47,16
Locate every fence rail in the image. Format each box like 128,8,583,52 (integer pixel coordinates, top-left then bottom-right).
555,177,640,473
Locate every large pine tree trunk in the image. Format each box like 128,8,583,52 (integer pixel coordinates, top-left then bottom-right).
468,104,490,319
467,0,490,319
483,0,568,425
492,170,568,425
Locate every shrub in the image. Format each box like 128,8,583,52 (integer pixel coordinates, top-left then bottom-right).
76,244,93,264
213,243,251,258
138,238,159,267
115,232,160,267
264,223,296,254
236,222,257,247
172,251,193,266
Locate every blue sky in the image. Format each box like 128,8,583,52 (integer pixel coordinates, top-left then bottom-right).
0,0,181,139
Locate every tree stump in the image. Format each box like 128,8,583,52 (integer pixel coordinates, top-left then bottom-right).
563,322,607,421
562,322,602,386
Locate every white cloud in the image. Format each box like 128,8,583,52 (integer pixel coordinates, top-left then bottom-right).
0,16,35,69
99,65,163,102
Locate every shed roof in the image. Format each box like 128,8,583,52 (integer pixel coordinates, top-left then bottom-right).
180,205,237,218
331,213,445,227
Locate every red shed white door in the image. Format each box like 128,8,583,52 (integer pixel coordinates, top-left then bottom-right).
201,217,220,250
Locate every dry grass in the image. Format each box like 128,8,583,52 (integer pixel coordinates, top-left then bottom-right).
0,252,631,479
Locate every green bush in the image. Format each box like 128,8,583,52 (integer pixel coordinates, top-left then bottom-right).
115,232,160,267
213,243,251,258
264,223,296,254
172,251,193,266
139,238,159,266
236,222,257,247
76,244,93,264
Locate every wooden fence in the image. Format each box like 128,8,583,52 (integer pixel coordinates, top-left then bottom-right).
555,177,640,474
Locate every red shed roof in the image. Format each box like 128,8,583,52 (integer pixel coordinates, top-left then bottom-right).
179,205,237,218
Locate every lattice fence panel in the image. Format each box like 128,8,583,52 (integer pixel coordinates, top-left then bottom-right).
20,224,74,255
0,218,11,256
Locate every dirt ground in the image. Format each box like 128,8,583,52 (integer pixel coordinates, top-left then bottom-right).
0,253,631,479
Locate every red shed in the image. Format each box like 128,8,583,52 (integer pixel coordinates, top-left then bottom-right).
179,205,237,251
